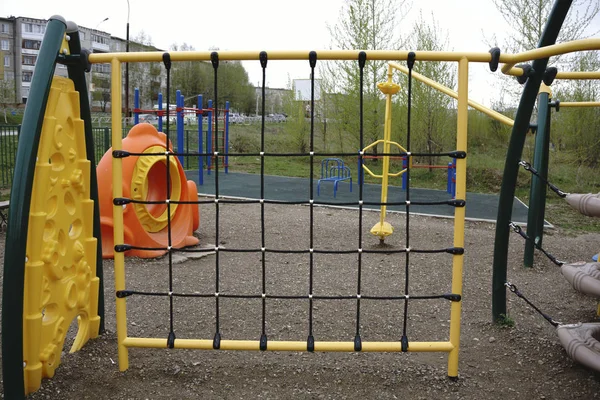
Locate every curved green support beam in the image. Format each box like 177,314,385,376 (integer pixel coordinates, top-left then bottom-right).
491,0,573,322
1,16,67,400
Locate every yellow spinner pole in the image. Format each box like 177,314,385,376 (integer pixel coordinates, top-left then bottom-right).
111,58,129,371
370,65,400,243
447,57,468,379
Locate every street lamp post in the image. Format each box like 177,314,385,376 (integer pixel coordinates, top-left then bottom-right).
125,0,130,119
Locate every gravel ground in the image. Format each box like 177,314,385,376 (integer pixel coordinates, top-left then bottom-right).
3,199,600,399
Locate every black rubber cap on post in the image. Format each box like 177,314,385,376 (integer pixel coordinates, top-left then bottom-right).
488,47,501,72
543,67,558,86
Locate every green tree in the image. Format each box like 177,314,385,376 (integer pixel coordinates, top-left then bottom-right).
0,77,16,123
324,0,410,155
169,44,254,115
129,31,161,108
92,74,110,113
489,0,600,102
402,12,456,167
552,50,600,166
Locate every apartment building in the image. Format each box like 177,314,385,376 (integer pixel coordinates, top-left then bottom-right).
0,15,164,111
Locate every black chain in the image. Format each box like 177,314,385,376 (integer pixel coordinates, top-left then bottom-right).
505,282,561,327
518,160,568,198
509,222,564,266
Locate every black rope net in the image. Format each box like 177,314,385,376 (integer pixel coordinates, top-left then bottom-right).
112,52,467,353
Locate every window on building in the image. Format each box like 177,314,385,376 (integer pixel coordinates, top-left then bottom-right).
0,23,9,33
4,71,12,81
80,31,85,40
22,55,36,65
22,71,33,82
22,39,41,50
21,23,45,34
91,34,109,45
3,55,9,67
1,40,8,51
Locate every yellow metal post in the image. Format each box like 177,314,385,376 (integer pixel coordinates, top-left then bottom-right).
447,57,468,379
111,58,129,371
370,65,400,242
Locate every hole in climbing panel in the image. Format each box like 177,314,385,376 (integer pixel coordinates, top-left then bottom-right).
144,161,173,218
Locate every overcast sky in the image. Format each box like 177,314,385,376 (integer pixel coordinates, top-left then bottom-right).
2,0,599,106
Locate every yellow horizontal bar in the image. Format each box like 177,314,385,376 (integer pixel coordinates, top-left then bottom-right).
362,140,386,153
87,38,600,66
122,337,455,352
556,71,600,80
389,62,514,127
89,49,496,64
501,63,523,76
388,168,408,177
559,101,600,107
361,164,383,179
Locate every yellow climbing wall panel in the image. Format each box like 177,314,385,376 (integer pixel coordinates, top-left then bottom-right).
23,76,100,394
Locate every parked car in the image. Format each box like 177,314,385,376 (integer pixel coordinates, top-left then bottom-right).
138,113,159,125
229,113,245,124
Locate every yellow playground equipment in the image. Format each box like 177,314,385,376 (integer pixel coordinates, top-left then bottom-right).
4,1,600,397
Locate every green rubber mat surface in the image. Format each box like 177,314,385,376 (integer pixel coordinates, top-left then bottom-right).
188,171,544,225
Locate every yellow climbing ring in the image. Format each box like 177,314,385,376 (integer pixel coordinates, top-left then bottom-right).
24,76,100,394
131,145,181,233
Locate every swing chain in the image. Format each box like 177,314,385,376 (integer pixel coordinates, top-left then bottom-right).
508,222,565,266
518,160,569,198
504,282,562,327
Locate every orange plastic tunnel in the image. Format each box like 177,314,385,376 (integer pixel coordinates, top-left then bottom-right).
97,123,200,258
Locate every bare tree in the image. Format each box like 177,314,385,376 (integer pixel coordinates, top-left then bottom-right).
488,0,600,103
323,0,411,154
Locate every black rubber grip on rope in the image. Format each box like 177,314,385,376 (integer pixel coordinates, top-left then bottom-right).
354,335,362,351
448,150,466,159
543,67,558,86
211,52,219,69
449,199,466,207
259,51,267,68
446,247,464,255
307,335,315,352
407,52,416,69
162,52,171,70
358,51,367,69
116,290,133,298
112,150,130,158
488,47,501,72
309,51,317,68
213,332,221,349
167,332,176,349
401,335,409,352
516,64,533,84
259,334,268,351
445,294,462,302
114,244,132,253
113,197,131,205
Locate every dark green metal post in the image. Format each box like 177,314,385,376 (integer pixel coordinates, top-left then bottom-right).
1,16,66,400
104,127,110,153
492,0,573,322
64,22,105,334
523,90,552,267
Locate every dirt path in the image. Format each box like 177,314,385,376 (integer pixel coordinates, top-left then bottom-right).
3,201,600,399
